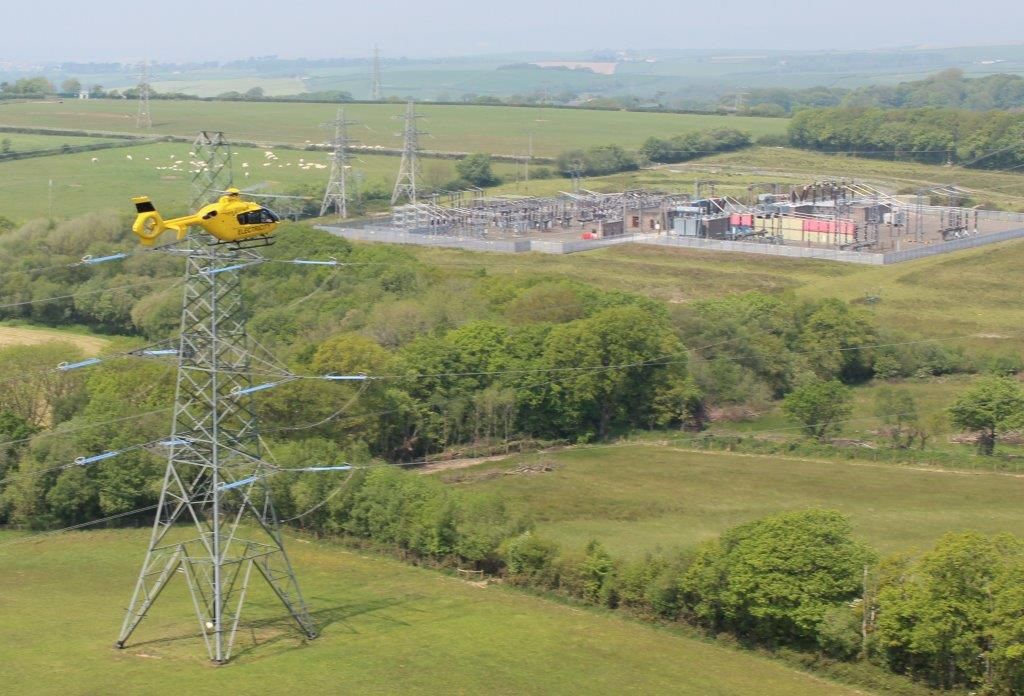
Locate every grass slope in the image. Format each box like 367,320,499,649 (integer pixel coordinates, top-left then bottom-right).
457,444,1024,559
0,529,859,695
0,99,787,157
412,231,1024,357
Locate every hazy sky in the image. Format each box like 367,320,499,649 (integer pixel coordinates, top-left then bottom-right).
5,0,1022,62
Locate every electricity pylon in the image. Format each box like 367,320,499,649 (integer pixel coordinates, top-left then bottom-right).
370,45,383,101
391,101,426,205
136,60,152,130
320,108,358,218
116,241,316,664
191,131,233,209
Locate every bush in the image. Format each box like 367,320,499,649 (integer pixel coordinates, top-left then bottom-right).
556,144,637,176
816,605,862,659
681,509,873,647
639,128,752,164
755,132,790,147
504,531,560,588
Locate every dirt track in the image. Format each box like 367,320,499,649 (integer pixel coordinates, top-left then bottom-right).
415,454,513,474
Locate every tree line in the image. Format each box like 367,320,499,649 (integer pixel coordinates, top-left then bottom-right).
555,127,753,176
788,106,1024,168
742,70,1024,116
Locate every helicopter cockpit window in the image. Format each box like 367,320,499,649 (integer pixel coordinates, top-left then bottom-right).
237,208,279,225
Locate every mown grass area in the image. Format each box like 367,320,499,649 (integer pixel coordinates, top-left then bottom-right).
455,443,1024,560
0,528,861,695
0,140,521,222
0,99,787,157
0,322,111,354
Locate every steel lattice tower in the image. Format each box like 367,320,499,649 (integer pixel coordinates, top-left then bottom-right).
320,108,358,218
191,131,234,209
370,45,383,101
136,60,152,130
116,241,316,664
391,101,426,205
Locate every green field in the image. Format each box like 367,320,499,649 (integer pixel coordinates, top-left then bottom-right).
456,444,1024,560
0,99,787,157
0,132,121,152
715,376,980,442
481,145,1024,211
0,140,523,221
149,77,309,98
0,529,861,695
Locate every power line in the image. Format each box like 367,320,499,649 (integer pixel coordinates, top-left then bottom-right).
0,504,159,550
2,325,1017,458
0,277,179,311
0,407,171,453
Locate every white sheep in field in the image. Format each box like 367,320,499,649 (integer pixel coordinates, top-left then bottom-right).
91,157,98,162
126,154,133,160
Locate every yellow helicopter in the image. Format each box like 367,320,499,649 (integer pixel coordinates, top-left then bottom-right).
131,188,282,247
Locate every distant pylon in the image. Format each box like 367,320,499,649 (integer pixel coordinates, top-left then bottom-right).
136,60,152,129
115,241,317,664
371,46,383,101
320,108,358,218
391,101,426,205
190,131,233,208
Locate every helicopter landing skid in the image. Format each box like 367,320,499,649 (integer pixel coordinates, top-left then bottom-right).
209,236,277,250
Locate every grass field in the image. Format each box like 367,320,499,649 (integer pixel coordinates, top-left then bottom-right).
715,376,981,444
455,444,1024,559
0,99,787,157
484,146,1024,211
0,323,110,354
0,133,120,152
0,140,520,221
149,77,309,98
0,528,862,695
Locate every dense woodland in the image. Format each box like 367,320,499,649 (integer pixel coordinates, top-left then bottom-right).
788,106,1024,168
1,202,1024,688
743,71,1024,115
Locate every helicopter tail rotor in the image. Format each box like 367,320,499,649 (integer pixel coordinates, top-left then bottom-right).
131,196,169,246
